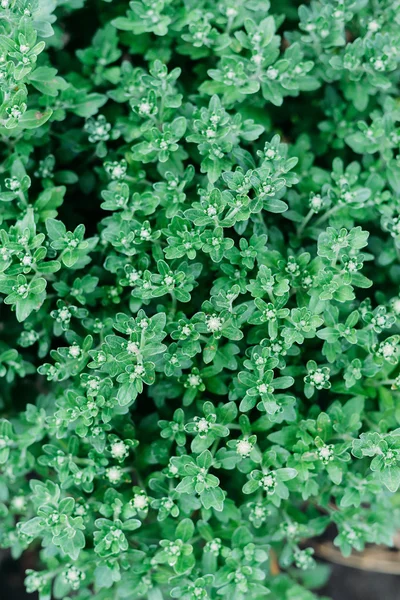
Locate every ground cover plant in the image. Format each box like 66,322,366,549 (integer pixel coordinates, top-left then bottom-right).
1,0,400,598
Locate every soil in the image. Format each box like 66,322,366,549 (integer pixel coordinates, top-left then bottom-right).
321,562,400,600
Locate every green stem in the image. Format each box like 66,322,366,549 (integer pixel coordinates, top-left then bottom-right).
297,209,314,237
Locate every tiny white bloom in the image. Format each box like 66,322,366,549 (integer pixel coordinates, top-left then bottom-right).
110,440,128,460
206,315,223,332
132,493,149,510
188,374,201,387
236,439,253,457
106,466,123,483
69,344,81,358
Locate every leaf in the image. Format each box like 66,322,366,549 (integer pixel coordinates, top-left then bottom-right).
72,93,107,118
46,218,66,240
200,486,224,511
117,383,138,407
175,551,195,574
175,518,194,542
327,463,342,485
340,487,361,508
277,468,297,481
16,298,41,322
387,162,400,194
20,517,43,537
242,479,260,495
196,450,213,470
381,466,400,493
264,198,288,213
58,529,86,560
176,476,196,495
18,109,53,129
171,116,186,139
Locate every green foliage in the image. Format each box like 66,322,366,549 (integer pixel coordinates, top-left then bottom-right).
1,1,400,599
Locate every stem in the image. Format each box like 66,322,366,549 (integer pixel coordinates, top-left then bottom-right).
170,291,177,314
297,209,314,237
315,205,340,227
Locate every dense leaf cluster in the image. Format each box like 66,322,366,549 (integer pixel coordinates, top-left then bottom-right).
1,1,400,599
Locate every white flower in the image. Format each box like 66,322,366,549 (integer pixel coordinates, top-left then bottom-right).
206,205,217,216
146,9,159,23
372,58,385,71
11,496,26,511
6,177,20,191
226,7,238,17
251,503,267,521
58,307,71,322
285,522,298,538
106,466,123,483
127,341,140,355
236,439,253,457
138,101,152,115
206,314,223,332
10,106,22,119
194,417,210,433
110,440,129,460
168,463,178,476
317,444,334,463
64,566,85,590
206,538,221,554
264,307,276,320
252,54,263,65
111,164,126,179
130,364,145,381
97,352,107,363
368,20,380,32
132,493,149,510
163,275,175,286
257,383,269,394
128,270,141,284
260,472,276,492
140,228,151,240
266,67,279,80
161,497,174,510
309,194,323,212
344,529,358,542
381,343,395,358
69,344,81,359
346,259,359,272
312,371,325,385
373,315,387,328
285,261,299,274
181,325,191,336
0,248,10,260
17,284,28,296
188,374,201,387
